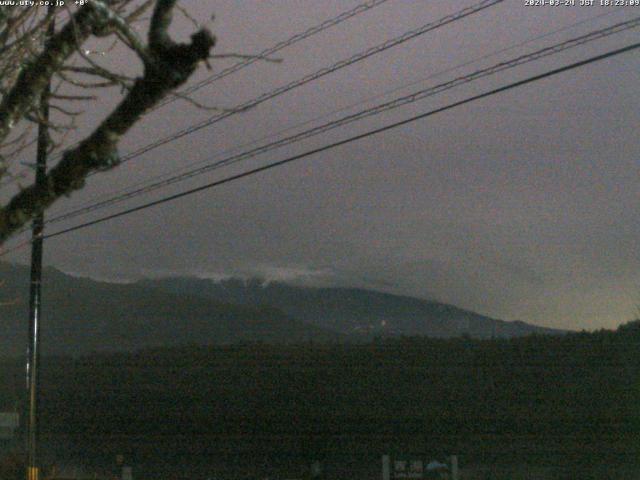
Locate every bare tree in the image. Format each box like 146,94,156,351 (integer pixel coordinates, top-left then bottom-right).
0,0,216,245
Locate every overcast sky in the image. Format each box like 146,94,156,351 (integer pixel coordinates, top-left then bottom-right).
3,0,639,331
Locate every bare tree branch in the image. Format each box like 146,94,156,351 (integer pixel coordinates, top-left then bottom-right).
0,0,215,243
62,64,134,90
0,5,102,144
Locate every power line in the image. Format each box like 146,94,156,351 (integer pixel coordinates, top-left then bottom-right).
2,0,393,183
43,16,640,227
104,0,505,169
1,0,503,241
40,41,640,241
4,11,635,253
153,0,393,111
51,7,631,219
26,0,505,224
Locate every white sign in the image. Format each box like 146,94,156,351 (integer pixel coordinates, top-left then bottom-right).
0,412,19,428
393,459,424,478
122,466,133,480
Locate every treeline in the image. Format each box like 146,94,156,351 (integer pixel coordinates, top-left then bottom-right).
1,321,639,470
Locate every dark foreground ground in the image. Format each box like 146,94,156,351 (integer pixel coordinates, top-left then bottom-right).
2,322,639,479
3,433,639,480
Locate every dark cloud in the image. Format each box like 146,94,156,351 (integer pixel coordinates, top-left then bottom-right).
6,0,639,330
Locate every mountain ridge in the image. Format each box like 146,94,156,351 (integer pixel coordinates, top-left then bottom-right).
0,263,343,357
135,274,566,338
0,262,566,357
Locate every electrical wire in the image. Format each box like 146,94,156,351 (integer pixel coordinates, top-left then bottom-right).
0,0,504,239
1,0,393,186
52,7,631,217
33,0,499,174
153,0,394,111
37,41,640,242
43,15,640,227
100,0,505,170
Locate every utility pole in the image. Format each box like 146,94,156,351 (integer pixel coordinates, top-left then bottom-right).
26,8,55,480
